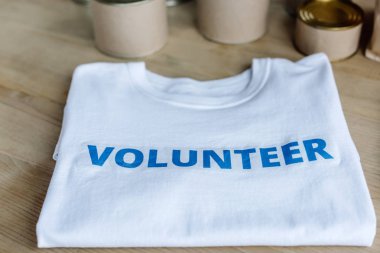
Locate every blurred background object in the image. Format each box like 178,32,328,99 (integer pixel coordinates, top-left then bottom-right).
91,0,168,58
166,0,191,7
365,0,380,61
73,0,192,6
196,0,270,44
286,0,307,16
73,0,90,4
294,0,364,61
286,0,376,16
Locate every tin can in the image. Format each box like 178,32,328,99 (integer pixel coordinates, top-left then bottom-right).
295,0,364,61
91,0,168,58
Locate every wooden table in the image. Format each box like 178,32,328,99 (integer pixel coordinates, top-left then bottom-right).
0,0,379,252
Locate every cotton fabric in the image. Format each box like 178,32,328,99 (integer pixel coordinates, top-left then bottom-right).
36,53,376,247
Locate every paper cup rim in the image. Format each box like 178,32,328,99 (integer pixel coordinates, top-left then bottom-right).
94,0,154,7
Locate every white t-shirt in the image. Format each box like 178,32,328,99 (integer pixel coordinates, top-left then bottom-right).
37,53,376,247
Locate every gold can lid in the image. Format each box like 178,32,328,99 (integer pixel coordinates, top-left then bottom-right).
298,0,364,30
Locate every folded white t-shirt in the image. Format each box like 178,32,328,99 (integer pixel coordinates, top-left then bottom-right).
37,53,376,247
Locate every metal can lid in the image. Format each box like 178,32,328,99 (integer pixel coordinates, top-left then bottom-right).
298,0,364,30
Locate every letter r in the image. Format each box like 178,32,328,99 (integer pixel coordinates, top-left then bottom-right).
303,138,333,161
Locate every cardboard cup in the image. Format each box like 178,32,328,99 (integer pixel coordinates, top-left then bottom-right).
196,0,270,44
91,0,168,58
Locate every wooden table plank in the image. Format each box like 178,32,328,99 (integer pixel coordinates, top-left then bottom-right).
0,0,379,252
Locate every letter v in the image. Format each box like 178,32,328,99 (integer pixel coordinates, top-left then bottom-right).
88,145,115,166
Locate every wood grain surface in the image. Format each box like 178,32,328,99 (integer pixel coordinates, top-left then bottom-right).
0,0,379,252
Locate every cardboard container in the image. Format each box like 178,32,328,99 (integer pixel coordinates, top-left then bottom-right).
365,0,380,62
295,0,364,61
196,0,270,44
91,0,168,58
